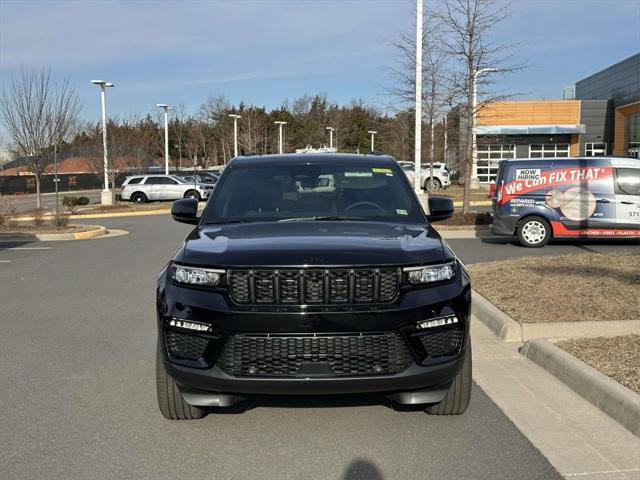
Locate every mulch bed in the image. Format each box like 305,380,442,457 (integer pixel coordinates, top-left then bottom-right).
469,252,640,322
557,335,640,395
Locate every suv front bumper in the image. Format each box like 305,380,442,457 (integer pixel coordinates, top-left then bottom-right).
157,267,471,403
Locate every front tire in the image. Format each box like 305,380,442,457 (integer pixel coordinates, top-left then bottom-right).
517,216,551,248
184,190,201,201
425,346,472,415
156,342,206,420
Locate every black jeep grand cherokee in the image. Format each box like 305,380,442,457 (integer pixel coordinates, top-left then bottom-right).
156,154,471,419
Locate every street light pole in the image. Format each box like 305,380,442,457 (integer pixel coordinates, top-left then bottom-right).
275,121,287,154
471,67,496,187
54,143,59,225
367,130,377,151
414,0,423,194
229,114,241,157
91,80,114,205
325,127,335,149
156,104,172,175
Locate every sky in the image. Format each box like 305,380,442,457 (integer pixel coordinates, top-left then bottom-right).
0,0,639,123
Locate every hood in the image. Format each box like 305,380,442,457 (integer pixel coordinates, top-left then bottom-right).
181,221,445,267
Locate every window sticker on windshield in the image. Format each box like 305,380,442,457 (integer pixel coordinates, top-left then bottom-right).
345,171,372,177
396,209,408,215
372,168,393,176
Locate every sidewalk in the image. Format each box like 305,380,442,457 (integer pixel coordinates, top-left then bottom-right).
472,316,640,479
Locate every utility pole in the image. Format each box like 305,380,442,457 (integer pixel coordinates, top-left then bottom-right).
229,114,241,157
156,104,172,175
275,121,287,154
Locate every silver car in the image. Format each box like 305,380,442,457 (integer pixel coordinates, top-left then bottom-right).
120,175,213,203
398,161,451,190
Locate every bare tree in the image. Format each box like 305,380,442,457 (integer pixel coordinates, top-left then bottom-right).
439,0,523,212
387,13,455,191
0,69,80,207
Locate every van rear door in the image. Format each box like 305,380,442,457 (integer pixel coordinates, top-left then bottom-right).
613,166,640,227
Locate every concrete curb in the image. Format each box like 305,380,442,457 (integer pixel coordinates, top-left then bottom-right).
17,209,171,221
1,225,107,242
521,339,640,437
472,290,523,341
452,200,491,207
472,290,640,341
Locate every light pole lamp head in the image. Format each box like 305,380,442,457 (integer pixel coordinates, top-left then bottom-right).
275,121,287,126
368,130,378,135
475,67,497,77
229,114,242,120
156,103,172,111
91,80,114,88
326,126,334,132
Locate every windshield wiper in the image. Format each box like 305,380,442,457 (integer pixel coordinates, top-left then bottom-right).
278,216,368,222
206,219,249,224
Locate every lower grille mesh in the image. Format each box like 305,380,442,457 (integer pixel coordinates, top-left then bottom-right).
165,331,210,360
418,327,463,357
218,332,413,377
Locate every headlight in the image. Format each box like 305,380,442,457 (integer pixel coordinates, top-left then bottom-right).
404,262,455,284
171,264,223,287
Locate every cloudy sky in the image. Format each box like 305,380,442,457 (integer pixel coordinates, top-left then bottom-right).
1,0,639,121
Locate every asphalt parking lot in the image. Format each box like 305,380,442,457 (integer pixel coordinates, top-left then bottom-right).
2,214,637,479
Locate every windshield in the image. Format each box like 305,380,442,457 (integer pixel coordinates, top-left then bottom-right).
202,162,425,224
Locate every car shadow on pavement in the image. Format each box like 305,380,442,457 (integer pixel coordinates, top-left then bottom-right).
0,233,38,249
342,458,384,480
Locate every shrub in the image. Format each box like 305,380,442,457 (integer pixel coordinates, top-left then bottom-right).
0,197,17,228
50,214,70,229
63,196,90,207
32,210,45,226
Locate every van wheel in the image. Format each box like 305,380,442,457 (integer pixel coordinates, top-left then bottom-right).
517,216,551,247
425,346,472,415
131,192,147,203
184,190,201,201
156,342,207,420
424,178,442,191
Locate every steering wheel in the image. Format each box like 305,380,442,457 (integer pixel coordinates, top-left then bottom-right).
345,201,385,214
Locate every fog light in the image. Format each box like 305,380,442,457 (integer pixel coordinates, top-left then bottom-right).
416,315,458,330
169,318,212,332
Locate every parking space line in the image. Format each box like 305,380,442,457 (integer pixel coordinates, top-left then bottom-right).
0,260,12,263
6,247,53,250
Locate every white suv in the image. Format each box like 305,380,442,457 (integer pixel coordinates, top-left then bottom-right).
398,161,451,191
120,175,213,203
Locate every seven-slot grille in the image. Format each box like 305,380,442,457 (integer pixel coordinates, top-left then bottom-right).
217,332,413,377
228,267,400,305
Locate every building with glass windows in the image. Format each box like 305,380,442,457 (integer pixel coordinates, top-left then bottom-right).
454,53,639,184
575,52,640,159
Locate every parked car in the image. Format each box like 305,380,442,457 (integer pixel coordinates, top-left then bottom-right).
398,160,451,190
156,153,471,420
120,175,213,203
179,172,219,186
492,157,640,247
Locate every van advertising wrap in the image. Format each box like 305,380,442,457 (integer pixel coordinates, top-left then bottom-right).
494,158,640,239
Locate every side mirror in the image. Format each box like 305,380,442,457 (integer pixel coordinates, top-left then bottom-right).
172,198,199,225
425,196,454,222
